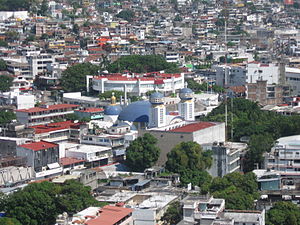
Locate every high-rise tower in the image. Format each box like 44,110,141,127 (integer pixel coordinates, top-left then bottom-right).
178,87,195,121
148,92,166,128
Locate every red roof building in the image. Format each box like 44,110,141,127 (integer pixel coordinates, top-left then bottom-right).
86,206,133,225
16,104,79,126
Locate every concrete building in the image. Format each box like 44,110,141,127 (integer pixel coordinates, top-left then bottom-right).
74,108,104,120
246,62,279,85
0,166,34,186
0,137,29,157
17,141,62,179
62,92,104,108
0,89,34,109
265,135,300,173
179,195,265,225
91,72,184,96
27,54,55,79
141,121,226,165
16,104,79,126
62,142,113,168
246,80,286,106
29,120,86,142
148,92,166,128
214,64,247,87
206,142,247,177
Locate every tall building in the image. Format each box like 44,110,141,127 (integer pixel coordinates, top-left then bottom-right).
178,87,195,121
148,92,166,128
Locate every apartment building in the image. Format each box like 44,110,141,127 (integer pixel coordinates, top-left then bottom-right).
27,54,55,79
17,140,62,178
16,104,79,126
91,72,184,96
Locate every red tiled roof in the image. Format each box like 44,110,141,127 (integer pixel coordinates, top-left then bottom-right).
86,206,133,225
170,122,216,133
30,120,81,134
76,108,104,113
60,157,85,166
16,104,79,113
19,141,58,151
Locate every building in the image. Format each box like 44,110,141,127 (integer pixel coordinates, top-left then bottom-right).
148,92,166,128
179,195,265,225
62,92,104,108
29,120,86,142
74,108,104,120
16,104,79,126
0,89,34,109
246,62,279,85
62,142,113,168
0,166,34,186
27,54,55,79
141,121,226,165
56,205,133,225
17,140,62,178
265,135,300,173
246,80,286,106
91,72,184,96
214,64,247,87
206,142,247,177
0,137,29,157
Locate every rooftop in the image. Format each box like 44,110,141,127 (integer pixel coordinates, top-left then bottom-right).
16,104,79,113
86,206,133,225
59,157,86,166
76,108,104,113
169,122,217,133
19,140,58,151
30,120,81,134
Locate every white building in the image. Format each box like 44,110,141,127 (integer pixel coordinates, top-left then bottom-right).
148,92,166,128
27,54,55,79
265,135,300,173
91,72,184,96
246,62,279,84
16,104,79,126
0,89,34,109
62,142,113,168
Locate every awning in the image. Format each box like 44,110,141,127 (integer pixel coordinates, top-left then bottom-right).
47,162,60,169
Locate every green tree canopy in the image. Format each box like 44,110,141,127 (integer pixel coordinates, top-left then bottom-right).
165,141,213,191
60,63,99,92
107,55,180,73
266,201,300,225
1,180,99,225
0,110,16,125
99,90,124,101
161,201,182,225
0,0,32,11
116,10,135,22
0,60,7,71
0,218,22,225
209,172,259,210
125,133,161,172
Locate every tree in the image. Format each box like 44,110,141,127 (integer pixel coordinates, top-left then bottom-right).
209,172,259,210
166,142,212,191
125,133,161,172
1,180,99,225
60,63,99,92
38,0,48,16
266,201,300,225
116,10,135,22
0,59,7,71
0,74,13,91
0,40,8,47
73,24,79,34
0,0,32,11
161,201,182,225
0,218,22,225
107,55,180,73
99,90,124,101
243,134,274,172
0,110,16,125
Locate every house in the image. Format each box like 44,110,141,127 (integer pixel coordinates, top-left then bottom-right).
17,140,62,179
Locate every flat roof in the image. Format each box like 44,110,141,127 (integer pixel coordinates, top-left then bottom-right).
59,157,86,166
19,140,58,151
16,104,79,113
30,120,81,134
64,143,111,153
169,122,217,133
